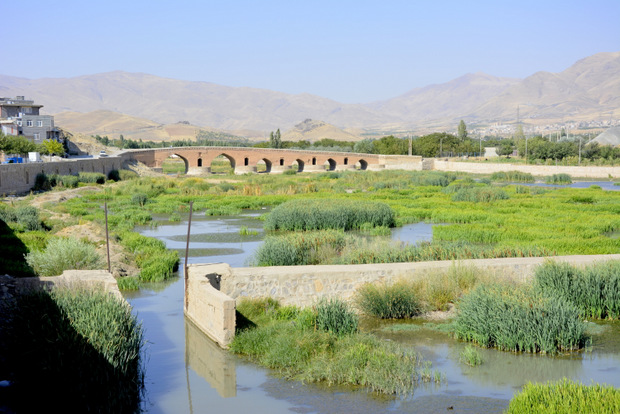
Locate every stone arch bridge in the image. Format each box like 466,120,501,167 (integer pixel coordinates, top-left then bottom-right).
119,147,422,174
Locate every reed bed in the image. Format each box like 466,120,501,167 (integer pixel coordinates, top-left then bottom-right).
264,199,395,231
4,287,143,412
506,379,620,414
451,187,510,202
534,260,620,319
231,297,440,395
355,282,421,318
453,283,589,354
490,171,535,183
545,173,572,184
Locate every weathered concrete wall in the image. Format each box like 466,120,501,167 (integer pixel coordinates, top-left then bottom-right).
206,255,620,308
184,263,236,348
432,159,620,179
185,255,620,347
0,156,123,195
15,269,123,300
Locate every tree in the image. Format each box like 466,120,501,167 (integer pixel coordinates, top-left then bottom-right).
269,129,282,149
353,139,375,154
514,124,525,141
497,140,514,157
372,135,408,155
0,133,38,155
40,139,64,156
457,120,468,141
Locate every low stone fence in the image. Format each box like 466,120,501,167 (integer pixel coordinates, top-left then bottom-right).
14,269,124,300
185,254,620,347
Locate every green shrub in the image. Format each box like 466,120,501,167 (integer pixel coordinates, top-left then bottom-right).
454,283,589,354
78,172,106,184
25,237,103,276
119,169,138,180
355,282,420,318
534,260,620,319
107,169,121,181
57,174,80,188
545,174,572,184
264,199,395,231
0,205,42,232
5,287,143,412
451,187,509,202
315,298,359,336
131,193,148,207
282,168,297,175
491,171,535,183
506,379,620,414
33,172,52,191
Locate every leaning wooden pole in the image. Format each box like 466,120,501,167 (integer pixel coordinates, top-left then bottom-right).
184,201,194,311
105,202,111,273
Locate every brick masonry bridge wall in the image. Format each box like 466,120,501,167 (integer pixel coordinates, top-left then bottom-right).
119,147,423,174
185,254,620,347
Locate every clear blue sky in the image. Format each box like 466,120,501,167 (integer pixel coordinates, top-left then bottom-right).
4,0,619,103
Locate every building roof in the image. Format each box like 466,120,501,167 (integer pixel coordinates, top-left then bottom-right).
592,127,620,146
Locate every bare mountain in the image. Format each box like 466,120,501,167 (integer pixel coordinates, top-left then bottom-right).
282,119,361,143
54,110,238,142
369,72,520,124
0,72,392,131
470,51,620,123
0,51,618,134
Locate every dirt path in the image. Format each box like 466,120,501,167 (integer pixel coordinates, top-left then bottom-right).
7,186,139,279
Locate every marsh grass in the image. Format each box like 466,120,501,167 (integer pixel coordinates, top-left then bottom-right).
315,298,359,335
506,379,620,414
451,187,510,202
4,287,143,412
459,345,483,366
454,283,589,354
355,282,420,318
117,232,179,282
534,260,620,319
25,237,103,276
491,171,535,183
239,226,258,235
545,173,572,184
231,297,440,395
264,199,395,231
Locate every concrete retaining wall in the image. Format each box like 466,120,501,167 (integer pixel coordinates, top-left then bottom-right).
185,254,620,346
432,159,620,179
185,263,236,348
0,156,123,195
15,269,123,300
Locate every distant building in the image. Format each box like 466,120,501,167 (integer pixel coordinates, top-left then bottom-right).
0,96,61,144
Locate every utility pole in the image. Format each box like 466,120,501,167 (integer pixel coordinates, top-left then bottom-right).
408,135,412,156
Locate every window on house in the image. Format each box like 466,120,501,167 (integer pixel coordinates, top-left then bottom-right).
37,120,43,127
33,133,40,141
26,120,33,127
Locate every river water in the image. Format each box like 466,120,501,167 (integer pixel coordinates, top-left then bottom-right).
126,210,620,414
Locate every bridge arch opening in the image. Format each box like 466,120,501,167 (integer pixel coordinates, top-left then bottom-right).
312,157,317,166
162,154,188,174
344,157,349,165
355,159,368,170
257,158,272,173
324,158,337,171
244,157,249,166
292,159,304,172
197,158,203,167
210,154,235,174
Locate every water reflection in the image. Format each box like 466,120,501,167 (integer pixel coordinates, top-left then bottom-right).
185,318,236,398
